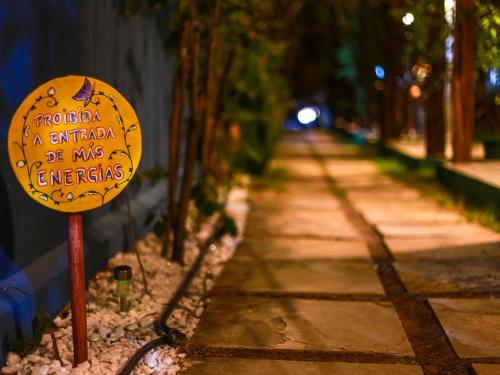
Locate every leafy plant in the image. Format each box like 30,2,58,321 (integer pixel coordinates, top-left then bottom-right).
191,180,220,217
123,0,289,262
10,313,55,356
129,163,168,192
476,1,500,72
216,213,238,238
191,179,238,238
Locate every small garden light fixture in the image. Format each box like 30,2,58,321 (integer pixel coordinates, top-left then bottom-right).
113,265,132,312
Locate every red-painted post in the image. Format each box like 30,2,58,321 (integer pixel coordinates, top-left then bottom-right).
67,213,88,365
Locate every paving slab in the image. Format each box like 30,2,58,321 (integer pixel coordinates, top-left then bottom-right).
183,357,423,375
275,143,312,157
473,364,500,375
271,157,324,178
324,160,381,178
359,209,464,225
350,202,447,221
395,256,500,293
349,189,422,202
252,181,341,211
236,238,370,260
312,144,360,158
215,258,383,294
191,297,413,355
254,196,342,211
334,174,396,189
430,298,500,358
386,238,500,260
352,200,444,211
256,179,331,193
377,223,499,239
248,205,349,223
302,132,335,144
253,185,333,201
245,209,360,240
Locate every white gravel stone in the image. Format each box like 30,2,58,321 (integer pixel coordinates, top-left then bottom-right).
5,353,20,366
27,354,43,363
143,351,158,368
32,364,49,375
53,316,71,328
0,365,18,375
167,364,181,375
98,326,111,338
89,332,100,342
40,334,52,346
139,315,155,327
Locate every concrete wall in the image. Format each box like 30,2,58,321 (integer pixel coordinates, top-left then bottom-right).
0,0,174,363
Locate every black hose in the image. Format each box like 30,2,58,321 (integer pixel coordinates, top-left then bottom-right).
117,221,222,375
118,336,172,375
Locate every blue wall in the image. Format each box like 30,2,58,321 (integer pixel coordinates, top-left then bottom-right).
0,0,174,363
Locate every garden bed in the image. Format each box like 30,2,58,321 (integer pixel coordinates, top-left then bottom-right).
1,179,250,375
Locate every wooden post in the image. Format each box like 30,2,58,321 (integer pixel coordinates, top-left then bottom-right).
67,213,88,365
452,0,475,162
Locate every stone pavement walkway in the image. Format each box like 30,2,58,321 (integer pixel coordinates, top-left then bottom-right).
182,131,500,375
387,139,500,190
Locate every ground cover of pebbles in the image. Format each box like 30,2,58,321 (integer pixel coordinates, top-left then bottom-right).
1,181,249,375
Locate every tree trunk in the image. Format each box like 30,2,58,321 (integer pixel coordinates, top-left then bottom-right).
425,82,446,158
381,0,404,141
201,0,221,177
425,9,447,158
383,72,398,139
162,20,190,257
452,0,475,162
172,0,201,264
210,48,236,181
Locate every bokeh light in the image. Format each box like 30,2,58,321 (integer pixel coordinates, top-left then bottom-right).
297,107,319,125
409,84,421,98
402,12,415,26
374,65,385,79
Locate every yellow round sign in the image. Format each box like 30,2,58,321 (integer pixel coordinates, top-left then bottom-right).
8,75,142,212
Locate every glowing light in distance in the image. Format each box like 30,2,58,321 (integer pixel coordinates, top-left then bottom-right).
297,107,319,125
445,35,454,63
489,69,500,86
445,0,456,26
374,65,385,79
402,12,415,26
409,84,421,98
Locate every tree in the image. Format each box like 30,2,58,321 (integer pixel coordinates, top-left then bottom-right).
400,0,447,157
172,0,202,264
162,8,190,258
452,0,475,162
